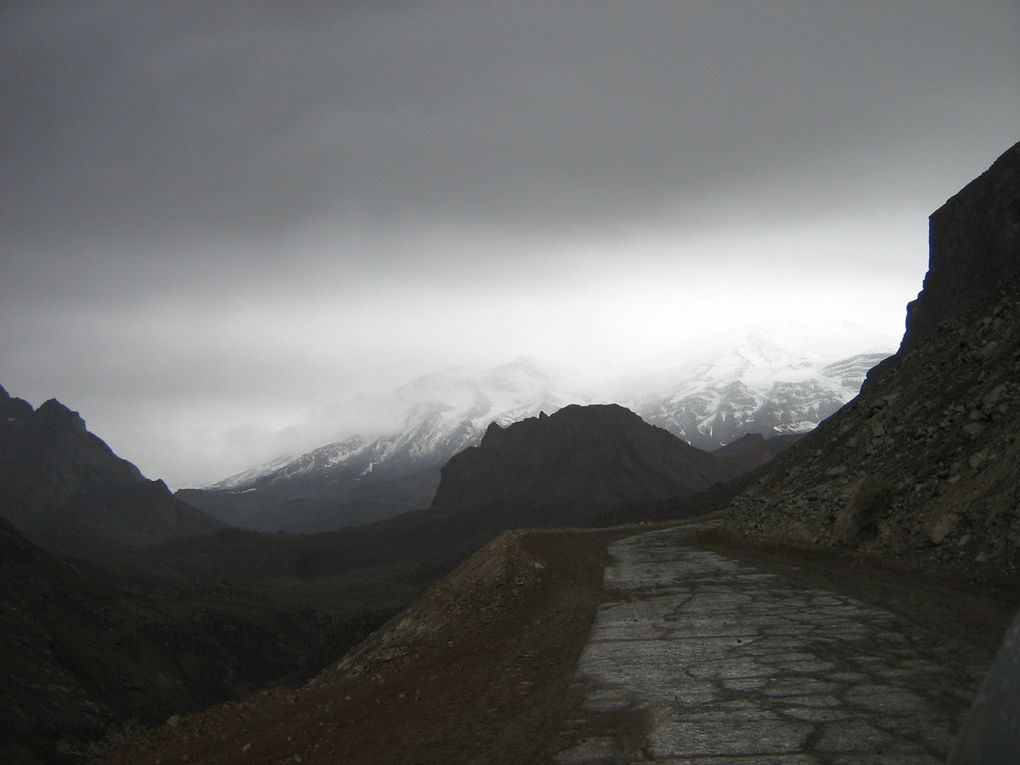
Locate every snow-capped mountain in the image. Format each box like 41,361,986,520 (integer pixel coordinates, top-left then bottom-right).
178,359,609,531
207,358,604,494
635,352,889,450
181,324,895,533
630,326,894,450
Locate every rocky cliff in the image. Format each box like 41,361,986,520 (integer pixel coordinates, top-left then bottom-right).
727,143,1020,582
903,142,1020,355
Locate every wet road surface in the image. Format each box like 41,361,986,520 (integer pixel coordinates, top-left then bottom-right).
556,524,993,764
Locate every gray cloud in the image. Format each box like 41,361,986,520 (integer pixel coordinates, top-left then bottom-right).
4,1,1017,247
1,1,1018,485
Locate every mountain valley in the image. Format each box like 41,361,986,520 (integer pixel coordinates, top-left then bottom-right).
90,141,1020,764
0,387,757,762
3,142,1019,763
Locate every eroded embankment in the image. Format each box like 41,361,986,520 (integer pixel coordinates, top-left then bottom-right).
95,524,634,765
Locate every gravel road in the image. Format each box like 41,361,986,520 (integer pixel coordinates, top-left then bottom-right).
558,523,998,764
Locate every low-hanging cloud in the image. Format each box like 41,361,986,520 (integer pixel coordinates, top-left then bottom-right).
1,1,1017,486
4,1,1017,249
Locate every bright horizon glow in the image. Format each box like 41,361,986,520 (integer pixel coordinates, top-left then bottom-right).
2,1,1015,488
5,207,916,489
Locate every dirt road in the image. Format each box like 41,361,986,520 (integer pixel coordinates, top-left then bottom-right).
95,521,1014,764
556,522,1012,764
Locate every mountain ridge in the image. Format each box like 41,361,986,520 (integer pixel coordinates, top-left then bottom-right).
0,386,223,560
430,403,739,527
134,403,743,584
181,329,891,534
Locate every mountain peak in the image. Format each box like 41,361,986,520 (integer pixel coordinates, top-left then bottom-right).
430,402,738,526
0,388,222,559
0,386,33,421
480,421,506,447
558,402,635,419
35,398,87,432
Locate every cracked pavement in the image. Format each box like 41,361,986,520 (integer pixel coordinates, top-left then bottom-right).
556,523,994,764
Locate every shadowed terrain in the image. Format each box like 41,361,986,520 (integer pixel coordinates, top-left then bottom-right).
93,140,1020,764
7,143,1020,763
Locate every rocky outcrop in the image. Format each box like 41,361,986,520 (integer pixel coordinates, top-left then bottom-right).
728,143,1020,581
903,141,1020,355
0,384,33,420
431,404,738,527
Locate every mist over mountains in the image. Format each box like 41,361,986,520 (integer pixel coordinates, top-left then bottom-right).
179,324,892,533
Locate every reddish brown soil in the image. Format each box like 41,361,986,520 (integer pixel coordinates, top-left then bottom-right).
92,526,638,765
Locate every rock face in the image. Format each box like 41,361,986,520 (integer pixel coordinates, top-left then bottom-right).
431,404,738,527
727,143,1020,580
903,142,1020,355
0,386,221,560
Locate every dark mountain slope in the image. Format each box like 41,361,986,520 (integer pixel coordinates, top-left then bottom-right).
0,387,222,560
431,404,738,526
728,142,1020,581
177,468,439,534
588,433,801,528
0,517,384,764
711,432,803,474
140,405,738,582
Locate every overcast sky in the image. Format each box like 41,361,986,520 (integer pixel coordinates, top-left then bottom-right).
2,1,1018,487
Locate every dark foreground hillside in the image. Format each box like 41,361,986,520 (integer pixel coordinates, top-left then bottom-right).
95,525,630,764
0,518,392,764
